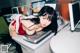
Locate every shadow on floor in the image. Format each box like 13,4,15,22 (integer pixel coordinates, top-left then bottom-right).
75,28,80,32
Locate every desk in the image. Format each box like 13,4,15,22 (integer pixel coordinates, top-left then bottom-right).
50,25,80,53
12,33,54,53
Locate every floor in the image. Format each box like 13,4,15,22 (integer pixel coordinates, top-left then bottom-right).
50,22,80,53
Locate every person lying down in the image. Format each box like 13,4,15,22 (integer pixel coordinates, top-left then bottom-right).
9,6,58,37
9,15,42,37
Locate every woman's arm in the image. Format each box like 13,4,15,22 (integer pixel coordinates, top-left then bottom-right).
21,20,36,35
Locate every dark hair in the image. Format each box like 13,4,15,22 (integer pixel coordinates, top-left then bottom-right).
38,6,58,35
22,18,40,24
30,18,40,24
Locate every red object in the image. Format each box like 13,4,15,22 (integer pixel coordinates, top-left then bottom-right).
11,17,26,36
18,22,26,35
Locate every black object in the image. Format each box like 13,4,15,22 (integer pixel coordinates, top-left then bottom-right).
1,7,12,15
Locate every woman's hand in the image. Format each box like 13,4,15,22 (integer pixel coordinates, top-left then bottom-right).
35,24,43,32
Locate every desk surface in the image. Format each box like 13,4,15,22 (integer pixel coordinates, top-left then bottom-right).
50,25,80,53
12,33,54,50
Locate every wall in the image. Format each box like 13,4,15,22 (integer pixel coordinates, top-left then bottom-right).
57,0,76,22
9,0,41,7
0,0,41,9
0,0,11,8
0,0,11,15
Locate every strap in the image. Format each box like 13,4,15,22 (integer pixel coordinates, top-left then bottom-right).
15,14,22,33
